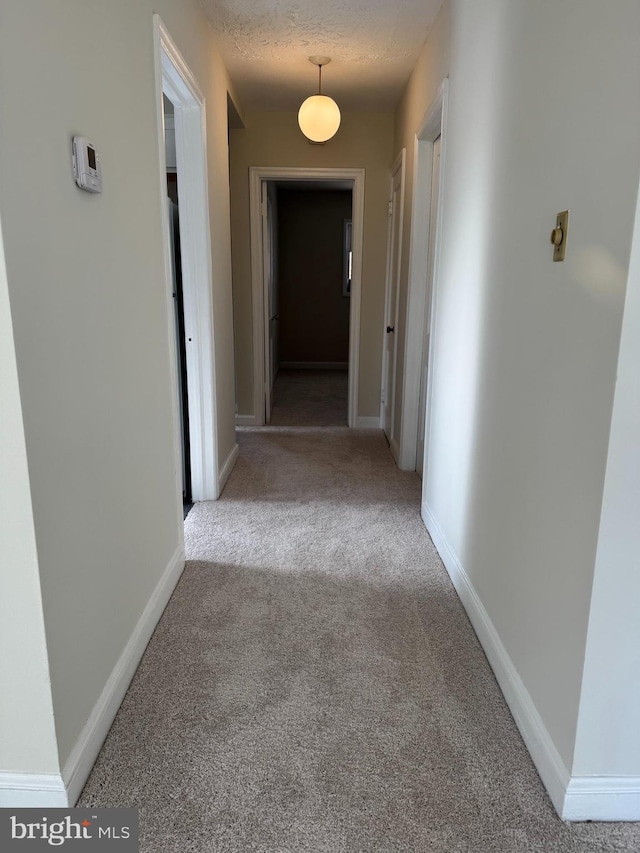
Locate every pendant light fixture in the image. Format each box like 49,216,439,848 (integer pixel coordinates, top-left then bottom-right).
298,56,341,143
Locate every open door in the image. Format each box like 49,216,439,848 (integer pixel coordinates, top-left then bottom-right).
381,153,405,450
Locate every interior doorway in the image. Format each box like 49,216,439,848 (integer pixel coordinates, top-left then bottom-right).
154,16,219,506
249,167,365,428
416,134,441,478
163,95,192,511
262,181,353,426
396,79,449,474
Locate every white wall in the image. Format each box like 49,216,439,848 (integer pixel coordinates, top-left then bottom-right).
0,214,60,781
393,0,640,801
572,183,640,778
0,0,237,792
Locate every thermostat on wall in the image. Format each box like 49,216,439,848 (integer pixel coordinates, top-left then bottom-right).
72,136,102,193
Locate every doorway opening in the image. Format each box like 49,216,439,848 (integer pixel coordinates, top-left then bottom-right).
248,167,365,428
416,133,441,478
163,95,192,513
396,79,449,476
154,16,219,512
263,181,353,427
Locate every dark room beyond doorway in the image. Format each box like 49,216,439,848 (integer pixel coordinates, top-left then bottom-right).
277,188,352,369
268,185,352,427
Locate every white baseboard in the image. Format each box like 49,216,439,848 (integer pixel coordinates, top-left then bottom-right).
218,443,239,496
563,777,640,821
0,773,68,808
390,436,400,463
279,361,348,370
422,501,640,821
355,416,381,429
235,415,257,427
61,545,185,805
421,500,570,817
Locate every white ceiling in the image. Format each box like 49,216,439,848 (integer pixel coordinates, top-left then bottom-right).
200,0,445,111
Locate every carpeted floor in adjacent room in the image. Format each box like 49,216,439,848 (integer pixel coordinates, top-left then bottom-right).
79,373,640,852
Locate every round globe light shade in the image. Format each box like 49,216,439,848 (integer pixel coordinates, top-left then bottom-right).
298,94,341,143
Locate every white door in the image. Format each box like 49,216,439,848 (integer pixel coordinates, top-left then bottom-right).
262,182,279,422
382,155,404,445
417,135,441,477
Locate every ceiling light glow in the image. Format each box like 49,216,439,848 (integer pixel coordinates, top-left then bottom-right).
298,57,341,143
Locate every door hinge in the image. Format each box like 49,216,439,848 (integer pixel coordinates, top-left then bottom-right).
388,200,393,217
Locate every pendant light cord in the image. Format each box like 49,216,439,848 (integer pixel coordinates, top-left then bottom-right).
318,63,322,95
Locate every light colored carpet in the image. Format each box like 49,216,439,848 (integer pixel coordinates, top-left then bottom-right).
269,368,348,426
79,424,640,851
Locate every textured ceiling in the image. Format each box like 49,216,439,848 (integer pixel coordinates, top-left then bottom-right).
200,0,445,111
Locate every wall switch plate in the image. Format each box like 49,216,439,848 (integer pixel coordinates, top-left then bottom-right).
551,210,569,261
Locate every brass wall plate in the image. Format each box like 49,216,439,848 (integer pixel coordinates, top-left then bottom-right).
552,210,569,262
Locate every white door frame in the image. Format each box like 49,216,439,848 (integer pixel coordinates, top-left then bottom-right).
380,149,406,460
397,78,449,472
153,16,219,502
248,167,365,428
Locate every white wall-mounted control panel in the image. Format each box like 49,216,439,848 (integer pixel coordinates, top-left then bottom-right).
72,136,102,193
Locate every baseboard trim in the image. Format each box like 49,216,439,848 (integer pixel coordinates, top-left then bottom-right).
235,414,257,426
218,443,239,496
421,500,570,818
0,773,68,808
389,436,400,463
279,361,348,370
61,545,185,805
422,503,640,822
355,416,381,429
563,777,640,821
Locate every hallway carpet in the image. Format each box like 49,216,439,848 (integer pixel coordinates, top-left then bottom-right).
79,427,640,852
270,368,348,426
